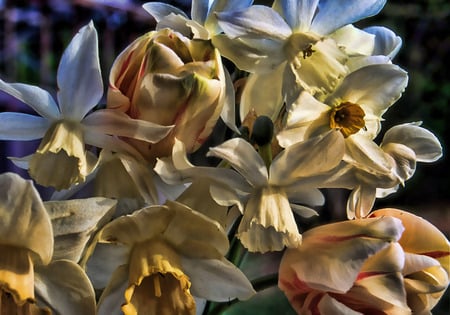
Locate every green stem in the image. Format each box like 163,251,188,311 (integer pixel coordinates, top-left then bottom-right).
258,143,272,170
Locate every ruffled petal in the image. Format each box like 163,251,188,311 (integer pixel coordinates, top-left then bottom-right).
0,80,60,120
57,21,103,120
0,112,49,141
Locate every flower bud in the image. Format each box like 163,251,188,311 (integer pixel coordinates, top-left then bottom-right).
107,28,227,162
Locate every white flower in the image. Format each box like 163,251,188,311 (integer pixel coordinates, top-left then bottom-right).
213,0,388,120
0,21,172,190
155,131,345,253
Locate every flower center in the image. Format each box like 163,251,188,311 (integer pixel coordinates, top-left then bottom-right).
284,32,320,68
329,102,365,137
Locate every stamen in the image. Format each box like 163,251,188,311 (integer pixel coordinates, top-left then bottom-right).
302,44,315,59
330,102,365,138
153,274,162,297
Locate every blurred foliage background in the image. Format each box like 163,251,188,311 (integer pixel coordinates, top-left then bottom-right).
0,1,448,313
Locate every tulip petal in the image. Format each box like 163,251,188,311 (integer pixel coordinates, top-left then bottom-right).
57,21,103,120
34,260,96,315
182,257,255,302
0,80,60,120
0,112,49,140
279,216,404,294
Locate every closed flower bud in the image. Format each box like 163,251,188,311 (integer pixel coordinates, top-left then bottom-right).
107,28,227,162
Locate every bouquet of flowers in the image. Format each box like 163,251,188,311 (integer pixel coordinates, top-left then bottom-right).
0,0,448,314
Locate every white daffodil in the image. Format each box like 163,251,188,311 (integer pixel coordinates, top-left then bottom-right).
213,0,388,120
88,201,255,315
311,123,442,218
0,172,97,315
277,63,408,171
0,21,172,190
155,131,345,253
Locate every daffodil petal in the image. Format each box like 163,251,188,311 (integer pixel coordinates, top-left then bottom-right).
97,265,129,315
364,26,402,59
86,244,129,291
0,112,49,140
327,63,408,118
271,130,344,184
82,109,173,143
240,67,285,122
57,21,103,120
207,138,268,187
182,257,256,301
34,260,96,315
381,123,443,163
273,0,319,31
142,2,187,22
0,173,53,265
311,0,386,35
203,0,253,34
44,197,116,262
0,80,60,120
216,5,291,40
331,24,375,56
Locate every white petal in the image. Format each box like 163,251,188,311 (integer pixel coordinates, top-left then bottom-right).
0,80,60,120
142,2,187,22
271,130,345,184
311,0,387,35
220,68,239,133
326,63,408,118
34,260,96,315
364,26,402,59
82,109,173,143
216,5,291,39
97,265,129,315
204,0,254,34
240,67,285,122
0,112,49,140
44,197,117,262
347,185,376,219
86,243,130,289
207,138,268,187
57,21,103,120
381,123,443,162
331,24,375,56
273,0,319,31
182,257,256,301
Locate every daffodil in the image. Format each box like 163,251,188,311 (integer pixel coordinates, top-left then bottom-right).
277,63,408,173
0,21,172,190
155,130,345,253
0,172,96,315
308,122,442,218
213,0,388,120
88,201,255,315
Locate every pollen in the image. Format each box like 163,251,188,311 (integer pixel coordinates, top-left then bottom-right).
329,102,365,137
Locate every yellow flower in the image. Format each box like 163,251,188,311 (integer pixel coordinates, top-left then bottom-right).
91,201,254,315
0,173,96,315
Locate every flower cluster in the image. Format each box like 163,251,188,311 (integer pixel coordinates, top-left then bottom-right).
0,1,448,314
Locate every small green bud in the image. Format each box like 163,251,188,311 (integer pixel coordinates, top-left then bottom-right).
251,115,274,146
